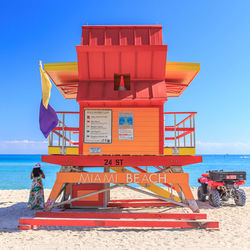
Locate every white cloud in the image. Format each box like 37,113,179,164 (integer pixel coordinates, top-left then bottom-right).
1,139,250,155
0,140,48,154
3,140,47,144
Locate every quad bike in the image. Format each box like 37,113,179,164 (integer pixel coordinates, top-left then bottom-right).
197,170,246,207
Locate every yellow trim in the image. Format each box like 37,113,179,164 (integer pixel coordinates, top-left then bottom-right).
44,61,200,73
44,62,78,71
48,146,79,155
48,146,60,155
111,167,181,202
179,147,195,155
166,62,200,72
163,147,172,155
66,147,79,155
164,147,196,156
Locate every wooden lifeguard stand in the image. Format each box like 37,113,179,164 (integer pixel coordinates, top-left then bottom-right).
18,25,219,229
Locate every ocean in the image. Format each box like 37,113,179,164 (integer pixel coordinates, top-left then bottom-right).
0,154,249,190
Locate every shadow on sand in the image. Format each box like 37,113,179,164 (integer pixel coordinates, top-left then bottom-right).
0,202,37,233
0,199,223,233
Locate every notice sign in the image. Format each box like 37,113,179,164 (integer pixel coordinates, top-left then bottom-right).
84,109,112,143
118,111,134,140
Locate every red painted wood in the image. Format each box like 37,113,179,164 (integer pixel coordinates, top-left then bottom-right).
35,212,207,220
164,112,197,115
53,127,79,132
165,127,194,132
71,184,105,207
41,155,203,167
56,111,80,114
18,224,32,230
78,102,164,108
79,106,84,154
76,46,167,83
110,198,165,202
107,202,178,208
19,218,219,229
159,105,164,155
81,26,163,46
77,81,167,102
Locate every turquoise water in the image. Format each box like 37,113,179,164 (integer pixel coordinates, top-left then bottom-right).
0,154,249,189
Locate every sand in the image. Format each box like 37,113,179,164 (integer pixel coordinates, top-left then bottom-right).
0,187,250,250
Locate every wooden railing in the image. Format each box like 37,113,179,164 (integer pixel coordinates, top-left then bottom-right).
164,112,196,149
48,111,79,154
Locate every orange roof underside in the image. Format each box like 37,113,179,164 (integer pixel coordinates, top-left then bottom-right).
44,61,200,99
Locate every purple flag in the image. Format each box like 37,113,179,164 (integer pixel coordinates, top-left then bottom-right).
39,100,58,138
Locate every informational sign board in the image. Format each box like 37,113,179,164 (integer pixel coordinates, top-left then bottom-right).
84,109,112,143
118,111,134,140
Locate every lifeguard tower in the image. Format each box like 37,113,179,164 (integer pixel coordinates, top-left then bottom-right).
19,25,219,229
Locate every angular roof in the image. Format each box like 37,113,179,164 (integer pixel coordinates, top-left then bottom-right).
81,25,163,46
76,45,168,81
165,62,200,97
44,61,200,99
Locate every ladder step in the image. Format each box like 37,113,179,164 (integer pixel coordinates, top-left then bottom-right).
107,202,178,208
19,217,219,229
35,212,207,220
18,224,38,230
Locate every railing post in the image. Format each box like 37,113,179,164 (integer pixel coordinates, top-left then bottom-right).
193,114,195,148
51,132,53,146
62,113,65,154
190,116,192,147
183,121,186,147
174,114,176,149
58,120,61,147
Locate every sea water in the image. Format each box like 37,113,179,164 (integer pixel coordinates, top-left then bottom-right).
0,154,249,190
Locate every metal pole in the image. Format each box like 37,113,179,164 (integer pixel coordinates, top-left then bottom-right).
69,131,71,146
190,116,192,147
58,120,60,146
53,184,119,207
51,132,54,146
120,184,187,207
48,134,51,146
193,115,195,148
178,130,180,147
62,113,65,154
174,114,176,149
183,121,186,147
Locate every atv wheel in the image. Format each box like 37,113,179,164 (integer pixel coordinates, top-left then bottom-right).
234,189,246,206
221,194,229,201
198,186,206,202
209,189,221,207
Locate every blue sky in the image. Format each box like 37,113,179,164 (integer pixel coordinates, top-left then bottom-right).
0,0,250,154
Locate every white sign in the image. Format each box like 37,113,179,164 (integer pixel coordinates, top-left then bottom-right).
118,111,134,140
84,110,112,143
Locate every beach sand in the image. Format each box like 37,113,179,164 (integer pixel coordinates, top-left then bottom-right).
0,187,250,250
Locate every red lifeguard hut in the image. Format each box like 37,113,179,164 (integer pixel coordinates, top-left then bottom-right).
18,25,219,229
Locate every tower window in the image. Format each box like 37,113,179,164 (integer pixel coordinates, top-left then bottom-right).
114,74,130,91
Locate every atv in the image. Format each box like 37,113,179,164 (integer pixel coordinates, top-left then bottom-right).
197,170,246,207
